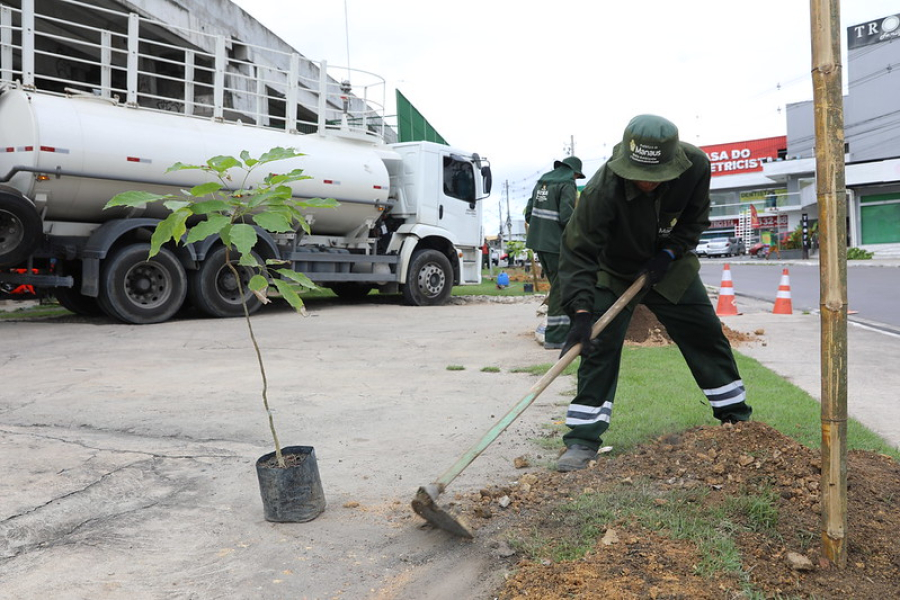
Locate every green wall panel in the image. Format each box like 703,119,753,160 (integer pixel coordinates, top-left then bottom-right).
395,90,448,145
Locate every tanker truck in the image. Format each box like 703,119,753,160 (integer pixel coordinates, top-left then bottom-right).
0,0,491,324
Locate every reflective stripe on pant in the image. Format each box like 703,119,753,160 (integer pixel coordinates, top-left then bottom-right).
537,251,570,345
563,274,752,450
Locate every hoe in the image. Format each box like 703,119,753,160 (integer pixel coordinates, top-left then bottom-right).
412,275,647,537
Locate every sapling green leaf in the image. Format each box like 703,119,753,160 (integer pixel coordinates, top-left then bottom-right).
274,268,315,288
248,274,269,293
190,199,233,215
163,199,192,212
238,252,261,269
252,212,293,232
105,190,160,208
207,155,241,172
229,223,258,256
186,215,230,243
271,277,304,310
191,181,223,197
150,211,190,257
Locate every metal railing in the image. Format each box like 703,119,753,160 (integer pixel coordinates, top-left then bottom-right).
0,0,390,141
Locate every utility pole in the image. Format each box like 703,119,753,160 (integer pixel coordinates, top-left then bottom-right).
497,198,504,247
564,135,575,157
505,180,512,243
810,0,848,568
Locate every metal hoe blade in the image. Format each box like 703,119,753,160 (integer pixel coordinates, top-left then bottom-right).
411,483,473,538
412,275,647,537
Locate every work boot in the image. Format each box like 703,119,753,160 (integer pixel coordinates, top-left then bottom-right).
557,444,598,472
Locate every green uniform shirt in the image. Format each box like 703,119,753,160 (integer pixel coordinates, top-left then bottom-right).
524,166,577,254
559,141,711,313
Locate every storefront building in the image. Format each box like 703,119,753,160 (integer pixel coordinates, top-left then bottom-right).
701,12,900,256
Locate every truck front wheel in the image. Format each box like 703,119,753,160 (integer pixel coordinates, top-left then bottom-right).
189,246,262,318
98,243,187,324
402,249,453,306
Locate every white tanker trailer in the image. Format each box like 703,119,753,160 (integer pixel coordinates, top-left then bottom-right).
0,0,491,324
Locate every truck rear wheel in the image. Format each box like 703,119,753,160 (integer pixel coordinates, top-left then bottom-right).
0,188,42,268
98,243,187,324
402,249,453,306
189,245,262,318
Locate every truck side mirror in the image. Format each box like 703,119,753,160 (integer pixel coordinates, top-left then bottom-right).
481,166,492,195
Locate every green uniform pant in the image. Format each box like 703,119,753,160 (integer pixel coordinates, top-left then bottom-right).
562,274,752,450
537,251,570,346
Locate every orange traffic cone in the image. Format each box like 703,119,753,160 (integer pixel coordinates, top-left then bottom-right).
715,263,739,316
773,268,793,314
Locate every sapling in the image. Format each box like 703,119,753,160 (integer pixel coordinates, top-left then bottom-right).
106,147,337,467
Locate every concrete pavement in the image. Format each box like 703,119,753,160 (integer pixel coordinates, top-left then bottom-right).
712,258,900,450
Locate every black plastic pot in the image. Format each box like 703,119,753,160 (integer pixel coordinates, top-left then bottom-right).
255,445,326,522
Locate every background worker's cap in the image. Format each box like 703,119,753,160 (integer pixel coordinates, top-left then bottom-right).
607,115,692,182
553,156,586,179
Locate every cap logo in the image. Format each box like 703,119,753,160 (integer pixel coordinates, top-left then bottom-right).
629,138,663,165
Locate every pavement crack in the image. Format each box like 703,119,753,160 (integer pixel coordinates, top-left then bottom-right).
0,456,202,562
0,425,244,460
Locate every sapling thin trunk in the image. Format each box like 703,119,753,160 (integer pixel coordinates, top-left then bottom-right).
226,253,285,468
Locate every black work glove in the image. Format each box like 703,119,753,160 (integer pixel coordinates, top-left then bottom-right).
640,249,674,286
560,312,593,359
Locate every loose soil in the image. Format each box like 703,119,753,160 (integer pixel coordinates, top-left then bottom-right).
468,421,900,599
626,303,758,347
458,308,900,599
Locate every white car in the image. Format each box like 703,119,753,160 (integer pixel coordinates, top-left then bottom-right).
694,240,710,257
705,237,737,257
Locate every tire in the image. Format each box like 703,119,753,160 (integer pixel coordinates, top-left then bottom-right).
329,283,374,301
53,260,106,317
55,286,105,317
402,249,453,306
98,243,187,324
188,245,262,318
0,188,42,268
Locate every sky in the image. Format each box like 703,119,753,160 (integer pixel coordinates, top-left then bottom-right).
231,1,899,236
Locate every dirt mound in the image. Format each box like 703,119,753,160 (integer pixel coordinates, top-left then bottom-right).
458,422,900,599
626,304,757,347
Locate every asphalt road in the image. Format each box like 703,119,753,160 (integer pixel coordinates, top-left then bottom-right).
699,259,900,333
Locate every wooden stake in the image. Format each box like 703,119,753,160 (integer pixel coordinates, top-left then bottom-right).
810,0,848,567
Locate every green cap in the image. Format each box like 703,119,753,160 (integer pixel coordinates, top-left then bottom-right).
607,115,692,182
553,156,585,179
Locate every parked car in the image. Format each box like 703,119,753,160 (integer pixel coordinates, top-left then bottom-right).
694,240,710,257
705,237,740,257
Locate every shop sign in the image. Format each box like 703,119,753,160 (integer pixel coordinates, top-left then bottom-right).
848,14,900,49
701,136,787,177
